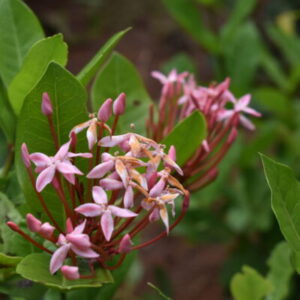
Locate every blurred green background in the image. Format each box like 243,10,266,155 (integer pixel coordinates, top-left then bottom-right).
7,0,300,298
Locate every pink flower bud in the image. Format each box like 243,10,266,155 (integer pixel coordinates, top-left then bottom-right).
26,214,42,232
97,98,113,122
113,93,126,115
39,222,55,238
61,265,80,280
21,143,31,168
118,234,133,253
168,146,176,162
6,221,19,231
41,92,53,116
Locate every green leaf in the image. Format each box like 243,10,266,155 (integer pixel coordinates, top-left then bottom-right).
230,266,273,300
221,0,258,41
261,154,300,251
77,28,130,86
92,52,152,135
162,111,206,166
0,0,44,86
15,62,88,227
16,253,113,290
223,22,262,94
0,192,22,224
266,242,293,300
162,53,197,75
162,0,219,53
0,77,16,142
0,253,22,267
8,34,68,114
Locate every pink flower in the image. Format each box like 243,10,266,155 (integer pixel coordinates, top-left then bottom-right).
75,186,137,241
218,94,261,130
113,93,126,115
61,265,80,280
98,98,113,122
50,220,98,274
30,141,91,192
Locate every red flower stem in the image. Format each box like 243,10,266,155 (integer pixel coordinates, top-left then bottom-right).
111,115,119,135
47,115,59,151
27,168,63,233
188,169,218,191
100,254,126,270
75,179,84,204
130,215,149,238
7,222,53,254
53,175,75,224
131,192,190,251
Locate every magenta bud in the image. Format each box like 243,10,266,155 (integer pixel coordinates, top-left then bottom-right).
113,93,126,115
26,214,42,232
147,171,158,190
118,234,133,253
61,265,80,280
168,146,176,162
21,143,31,168
40,222,55,238
41,92,53,116
97,98,113,122
6,221,19,231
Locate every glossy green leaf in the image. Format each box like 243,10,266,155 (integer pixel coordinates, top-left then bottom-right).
261,154,300,251
0,253,22,267
8,34,68,114
15,62,88,227
92,52,151,135
78,28,130,86
231,266,272,300
162,111,206,166
16,253,113,290
162,0,219,53
266,242,293,300
0,0,44,86
0,77,16,142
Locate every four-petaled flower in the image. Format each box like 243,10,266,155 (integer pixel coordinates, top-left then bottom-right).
75,186,137,241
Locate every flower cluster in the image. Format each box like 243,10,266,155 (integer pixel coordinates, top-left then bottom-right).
8,92,189,280
148,70,261,191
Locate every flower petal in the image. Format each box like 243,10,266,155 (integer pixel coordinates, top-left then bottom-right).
99,134,129,147
159,205,169,233
30,153,51,167
71,245,99,258
56,162,83,175
92,186,108,204
115,159,129,187
87,121,97,150
100,178,123,190
101,211,114,241
67,233,91,249
54,141,71,161
61,265,80,280
87,161,114,179
72,219,86,234
50,244,70,274
75,203,102,217
123,186,134,208
109,205,137,218
36,165,56,192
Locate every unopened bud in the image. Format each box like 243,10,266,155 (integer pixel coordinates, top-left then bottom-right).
6,221,19,231
21,143,31,168
61,266,80,280
40,222,55,238
41,92,53,116
168,145,176,162
113,93,126,115
119,234,133,253
26,213,42,232
97,98,113,122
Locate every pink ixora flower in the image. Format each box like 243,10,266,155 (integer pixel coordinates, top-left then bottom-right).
75,186,137,241
218,94,261,130
50,220,99,274
29,141,91,192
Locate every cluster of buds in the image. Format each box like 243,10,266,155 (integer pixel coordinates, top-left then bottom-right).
7,92,189,280
148,70,261,191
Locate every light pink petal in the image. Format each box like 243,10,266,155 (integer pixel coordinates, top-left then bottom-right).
61,265,80,280
50,244,70,274
21,143,31,168
87,121,97,150
101,211,114,241
40,222,55,238
236,94,251,111
57,233,67,246
100,178,123,190
62,172,76,185
71,245,99,258
151,71,167,84
109,205,137,218
75,203,102,217
163,155,183,176
68,152,93,158
149,207,160,222
87,161,114,179
149,177,166,197
115,159,129,187
30,153,51,167
159,205,169,233
202,140,210,152
118,234,133,253
99,134,129,147
56,162,83,175
124,186,134,208
54,141,71,161
67,233,91,249
36,165,56,192
239,115,255,130
92,186,108,204
243,107,261,117
70,119,93,135
217,110,234,121
72,219,86,234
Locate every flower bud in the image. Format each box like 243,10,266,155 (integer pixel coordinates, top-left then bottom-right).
41,92,53,116
61,265,80,280
118,234,133,253
113,93,126,115
21,143,31,168
97,98,113,122
40,222,55,238
26,213,42,232
168,145,176,162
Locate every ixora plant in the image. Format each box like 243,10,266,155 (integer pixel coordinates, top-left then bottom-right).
0,0,260,297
